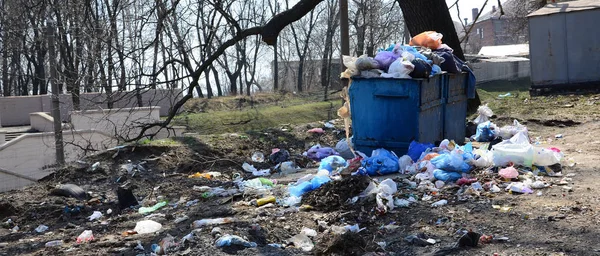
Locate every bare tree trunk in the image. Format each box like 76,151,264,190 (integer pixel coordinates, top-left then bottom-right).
397,0,465,60
211,66,222,96
47,19,65,165
273,37,278,91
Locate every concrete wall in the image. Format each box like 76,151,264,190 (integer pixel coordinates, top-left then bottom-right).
70,107,161,141
0,129,117,192
0,89,183,127
30,112,54,132
471,58,530,83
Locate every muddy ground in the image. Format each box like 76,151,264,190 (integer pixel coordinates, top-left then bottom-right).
1,96,600,256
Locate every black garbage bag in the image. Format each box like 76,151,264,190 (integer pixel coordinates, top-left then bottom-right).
409,58,432,78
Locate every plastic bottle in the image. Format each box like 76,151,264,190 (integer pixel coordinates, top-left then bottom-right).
255,196,276,206
192,217,236,228
45,240,64,247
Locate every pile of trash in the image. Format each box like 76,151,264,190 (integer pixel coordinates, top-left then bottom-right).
340,31,474,83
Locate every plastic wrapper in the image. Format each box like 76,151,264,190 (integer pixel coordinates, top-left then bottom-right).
499,166,519,179
409,31,443,49
335,138,355,159
288,175,331,197
497,120,528,139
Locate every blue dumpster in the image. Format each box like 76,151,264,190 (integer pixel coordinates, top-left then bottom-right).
350,73,471,156
443,73,468,142
349,76,444,156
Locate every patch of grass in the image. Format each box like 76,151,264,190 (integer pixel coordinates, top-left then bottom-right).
475,78,600,122
174,101,337,135
138,138,182,146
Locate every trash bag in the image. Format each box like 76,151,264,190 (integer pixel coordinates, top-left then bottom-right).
409,31,443,50
533,147,563,166
474,121,497,142
430,151,471,173
499,166,519,179
362,149,400,176
355,55,379,71
492,143,534,167
408,141,435,162
473,104,493,125
381,58,414,79
431,64,442,76
335,138,355,159
409,58,432,78
374,51,400,72
434,49,460,73
304,144,339,161
398,155,414,174
288,175,331,197
319,156,348,174
433,169,462,182
497,120,528,139
269,149,290,164
341,55,359,79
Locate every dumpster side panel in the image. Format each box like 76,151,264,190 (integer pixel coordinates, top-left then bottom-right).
418,77,444,144
444,74,467,142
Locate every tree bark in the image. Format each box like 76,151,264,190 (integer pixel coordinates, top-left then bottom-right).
397,0,465,60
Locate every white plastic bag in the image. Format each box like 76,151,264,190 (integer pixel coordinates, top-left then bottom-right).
533,148,563,166
398,155,414,174
473,104,493,124
498,120,528,139
492,143,534,167
341,56,359,78
381,58,414,79
355,55,379,71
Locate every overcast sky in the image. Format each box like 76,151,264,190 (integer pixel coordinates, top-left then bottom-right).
446,0,505,24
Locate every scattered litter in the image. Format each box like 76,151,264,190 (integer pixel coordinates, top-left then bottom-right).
192,217,237,228
139,201,167,214
492,205,512,213
35,225,48,233
555,134,563,139
405,233,436,246
431,199,448,207
300,227,318,237
45,240,63,247
216,234,257,248
242,162,258,173
133,220,162,234
307,128,325,134
88,211,103,221
76,230,94,243
251,152,265,162
288,233,314,251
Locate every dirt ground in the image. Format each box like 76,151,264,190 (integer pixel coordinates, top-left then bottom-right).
1,93,600,256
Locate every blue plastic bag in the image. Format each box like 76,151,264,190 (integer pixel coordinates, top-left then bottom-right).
319,156,348,174
361,149,399,176
408,141,435,162
433,169,462,182
474,121,497,142
288,175,331,197
430,151,471,173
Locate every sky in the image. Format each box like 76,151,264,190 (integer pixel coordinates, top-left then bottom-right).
446,0,504,24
